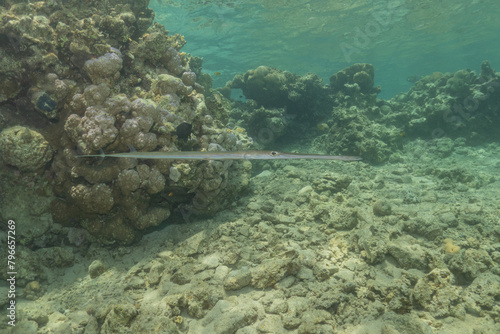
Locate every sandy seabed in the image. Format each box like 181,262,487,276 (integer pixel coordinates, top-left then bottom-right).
2,141,500,334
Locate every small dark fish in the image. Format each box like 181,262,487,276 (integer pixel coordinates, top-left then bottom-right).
162,186,195,204
175,122,192,142
213,71,221,76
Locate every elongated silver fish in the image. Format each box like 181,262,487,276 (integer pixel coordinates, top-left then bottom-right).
79,150,362,161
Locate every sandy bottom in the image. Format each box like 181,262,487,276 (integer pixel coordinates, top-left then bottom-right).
2,141,500,334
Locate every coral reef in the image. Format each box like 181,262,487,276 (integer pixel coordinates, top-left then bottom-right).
228,61,499,163
225,63,395,162
227,66,330,115
0,0,253,244
2,1,500,331
220,64,402,163
313,104,396,164
382,60,500,143
312,63,399,163
228,66,290,108
54,71,251,244
329,63,381,106
225,66,331,129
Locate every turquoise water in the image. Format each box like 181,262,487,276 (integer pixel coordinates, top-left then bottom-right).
151,0,500,98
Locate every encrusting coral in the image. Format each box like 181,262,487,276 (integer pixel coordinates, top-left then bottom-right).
443,238,461,254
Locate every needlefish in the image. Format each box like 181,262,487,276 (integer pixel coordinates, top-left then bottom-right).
79,150,362,161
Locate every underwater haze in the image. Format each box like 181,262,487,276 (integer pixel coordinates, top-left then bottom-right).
2,0,500,333
151,0,500,98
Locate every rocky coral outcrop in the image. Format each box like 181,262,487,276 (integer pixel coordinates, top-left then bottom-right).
383,60,500,143
330,63,380,96
226,65,330,120
0,0,153,119
226,64,391,161
0,125,53,171
413,268,463,318
0,0,255,244
53,77,253,244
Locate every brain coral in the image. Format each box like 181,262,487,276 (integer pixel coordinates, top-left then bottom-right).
0,126,53,172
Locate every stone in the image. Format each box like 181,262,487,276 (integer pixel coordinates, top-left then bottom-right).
373,199,392,216
89,260,106,279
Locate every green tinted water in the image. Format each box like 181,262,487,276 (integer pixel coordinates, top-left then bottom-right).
151,0,499,98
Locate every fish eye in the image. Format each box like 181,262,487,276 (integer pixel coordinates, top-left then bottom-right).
270,151,279,156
